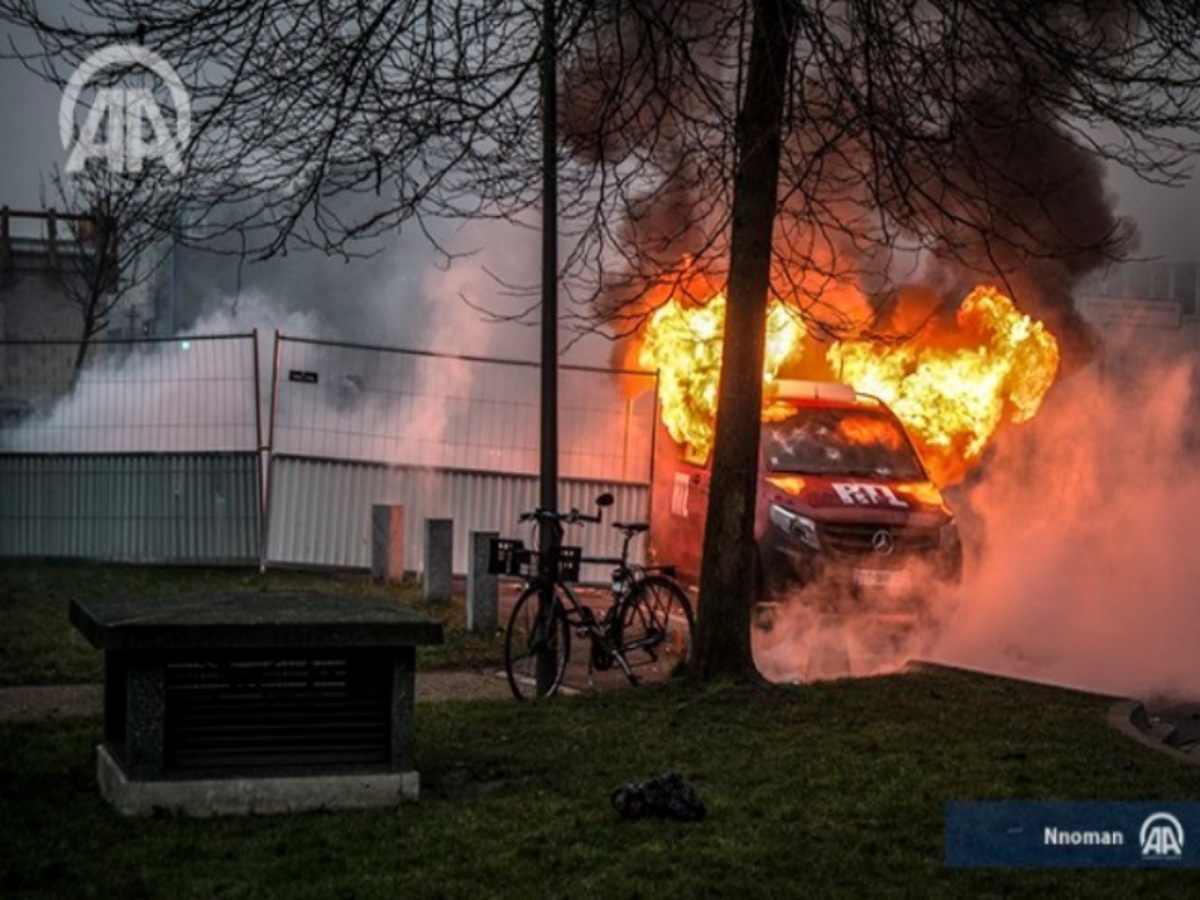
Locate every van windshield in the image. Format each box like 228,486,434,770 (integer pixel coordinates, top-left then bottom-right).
762,406,926,479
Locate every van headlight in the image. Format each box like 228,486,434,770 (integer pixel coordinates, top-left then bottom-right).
769,504,821,550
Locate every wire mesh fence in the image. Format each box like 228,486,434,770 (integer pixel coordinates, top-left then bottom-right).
270,336,657,483
0,334,261,453
1,329,659,567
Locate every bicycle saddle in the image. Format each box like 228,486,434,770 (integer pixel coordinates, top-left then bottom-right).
613,522,649,535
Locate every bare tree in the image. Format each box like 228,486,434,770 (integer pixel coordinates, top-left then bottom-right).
43,162,177,377
6,0,1200,679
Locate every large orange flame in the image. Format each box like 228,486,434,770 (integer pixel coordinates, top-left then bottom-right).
637,282,1059,484
828,286,1059,485
637,294,806,456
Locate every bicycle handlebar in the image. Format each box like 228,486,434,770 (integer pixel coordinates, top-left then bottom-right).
518,507,602,526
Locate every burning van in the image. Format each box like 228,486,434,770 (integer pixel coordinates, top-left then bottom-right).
652,380,962,614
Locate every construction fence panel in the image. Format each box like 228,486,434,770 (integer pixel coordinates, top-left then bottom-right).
270,337,657,482
262,338,657,577
0,332,656,571
0,334,262,563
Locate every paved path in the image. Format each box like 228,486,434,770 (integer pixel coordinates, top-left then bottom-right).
9,661,1196,766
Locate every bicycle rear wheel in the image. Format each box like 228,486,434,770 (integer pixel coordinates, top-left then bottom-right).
505,584,571,700
619,575,695,678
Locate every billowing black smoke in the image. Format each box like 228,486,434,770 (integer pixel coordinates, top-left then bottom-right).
894,87,1136,371
557,1,728,323
556,1,1139,366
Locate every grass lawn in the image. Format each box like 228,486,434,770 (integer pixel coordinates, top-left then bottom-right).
2,563,1197,897
0,562,504,685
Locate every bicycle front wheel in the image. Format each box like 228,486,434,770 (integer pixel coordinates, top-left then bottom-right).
505,584,571,700
619,575,695,677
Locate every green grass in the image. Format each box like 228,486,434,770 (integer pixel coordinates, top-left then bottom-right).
0,562,504,685
2,669,1198,898
3,563,1198,896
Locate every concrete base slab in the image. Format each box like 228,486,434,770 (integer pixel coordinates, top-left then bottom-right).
1107,701,1200,767
97,745,420,817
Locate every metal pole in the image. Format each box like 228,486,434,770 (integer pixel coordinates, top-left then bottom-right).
250,328,266,554
170,211,180,337
537,0,559,696
258,330,283,573
251,329,264,457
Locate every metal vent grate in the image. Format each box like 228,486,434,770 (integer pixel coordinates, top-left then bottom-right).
164,652,391,772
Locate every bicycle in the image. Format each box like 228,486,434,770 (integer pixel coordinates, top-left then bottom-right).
490,494,695,700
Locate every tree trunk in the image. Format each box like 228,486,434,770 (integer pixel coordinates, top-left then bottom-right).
692,0,798,680
70,313,98,391
72,333,90,376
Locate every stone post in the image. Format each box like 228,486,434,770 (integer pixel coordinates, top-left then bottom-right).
371,504,405,582
467,531,499,631
423,518,453,604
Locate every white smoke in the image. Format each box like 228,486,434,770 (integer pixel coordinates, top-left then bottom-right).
2,289,313,453
5,250,651,481
930,353,1200,699
752,328,1200,700
752,573,955,683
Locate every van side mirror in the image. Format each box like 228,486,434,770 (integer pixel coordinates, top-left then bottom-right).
595,493,615,508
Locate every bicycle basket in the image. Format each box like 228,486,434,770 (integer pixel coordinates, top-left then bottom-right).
487,538,530,576
548,546,582,582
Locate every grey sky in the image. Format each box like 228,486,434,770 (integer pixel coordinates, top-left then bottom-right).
0,25,567,362
0,53,63,212
2,20,1197,310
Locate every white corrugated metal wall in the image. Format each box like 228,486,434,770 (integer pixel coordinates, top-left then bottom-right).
264,456,650,577
0,453,262,563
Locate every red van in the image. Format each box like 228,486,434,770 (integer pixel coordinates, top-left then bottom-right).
651,381,962,614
